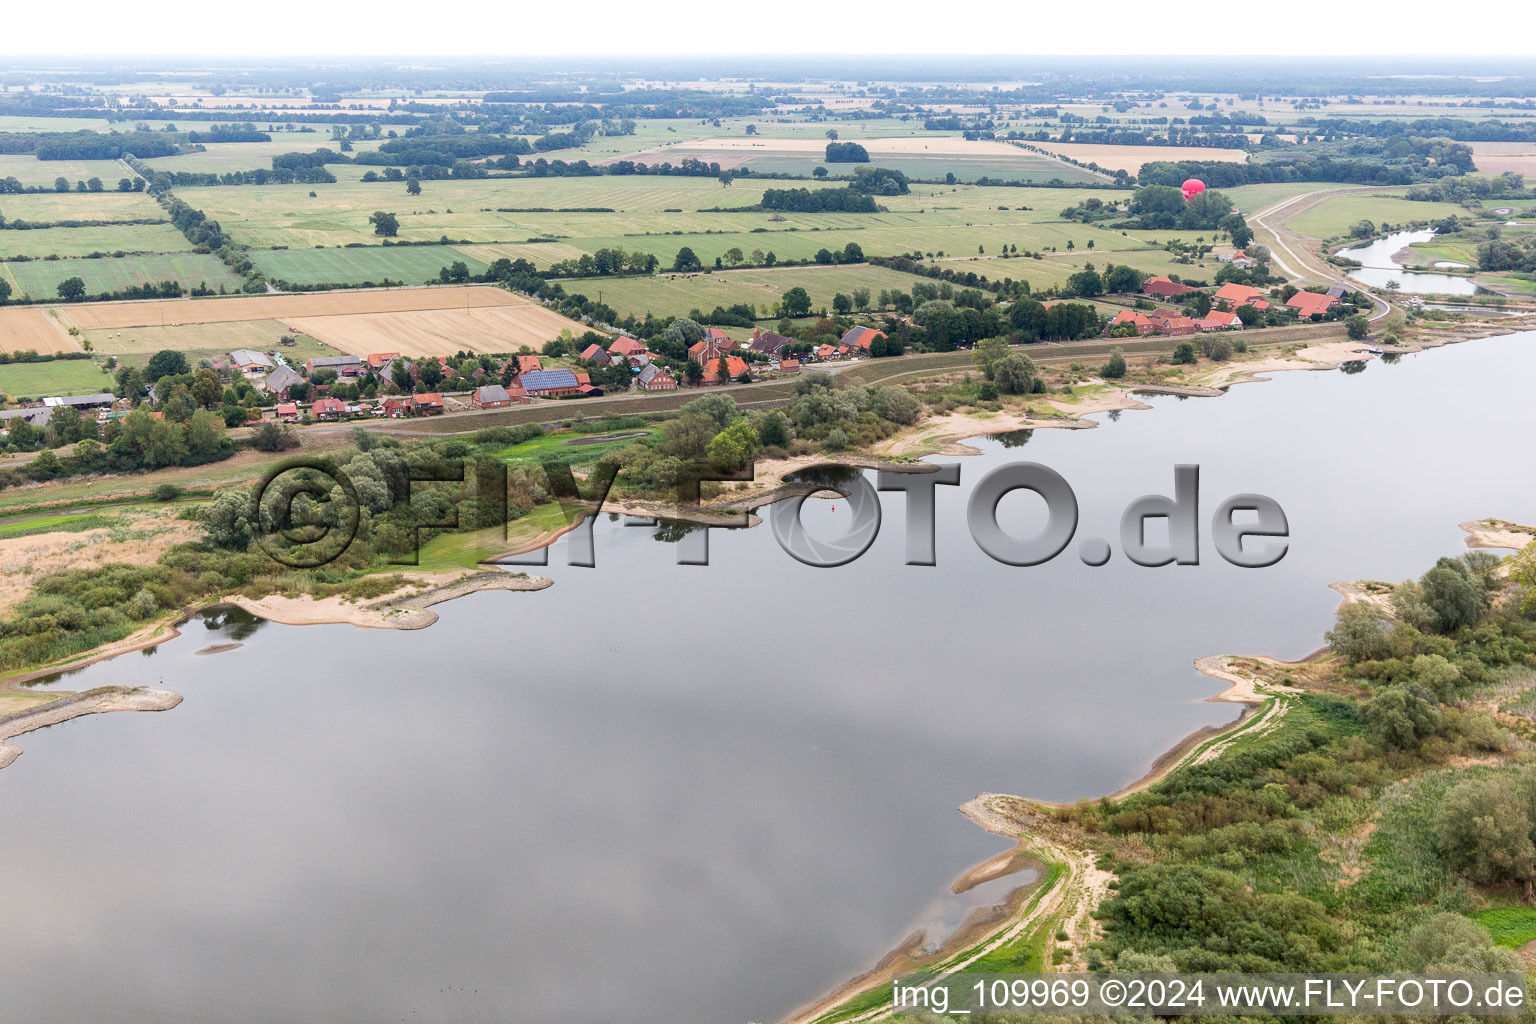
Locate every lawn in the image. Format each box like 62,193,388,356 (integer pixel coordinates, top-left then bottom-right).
0,358,115,399
0,222,194,261
3,252,244,300
411,502,573,571
249,244,489,287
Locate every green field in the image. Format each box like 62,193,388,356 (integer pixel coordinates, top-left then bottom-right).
563,263,1010,318
249,244,489,286
0,358,114,399
0,154,138,188
3,252,244,300
1286,194,1444,238
0,222,193,260
140,136,381,175
0,190,163,222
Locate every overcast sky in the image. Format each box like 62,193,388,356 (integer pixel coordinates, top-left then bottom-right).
3,0,1534,58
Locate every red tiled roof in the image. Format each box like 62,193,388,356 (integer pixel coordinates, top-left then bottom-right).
1214,283,1263,304
609,337,645,356
706,356,749,380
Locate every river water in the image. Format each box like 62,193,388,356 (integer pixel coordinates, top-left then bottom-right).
2,333,1535,1023
1342,229,1481,295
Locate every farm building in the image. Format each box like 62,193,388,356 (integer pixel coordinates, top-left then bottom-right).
778,359,801,373
516,369,583,397
516,355,543,374
261,365,307,398
366,352,400,371
608,337,645,359
1142,276,1198,299
637,364,678,392
472,384,517,408
0,406,53,429
1148,312,1199,336
749,328,794,358
580,343,610,364
702,356,750,384
412,393,445,414
276,403,300,422
1213,283,1265,309
839,326,886,352
42,393,115,410
305,355,364,377
229,349,274,374
1194,311,1242,331
1287,291,1340,318
1110,310,1155,336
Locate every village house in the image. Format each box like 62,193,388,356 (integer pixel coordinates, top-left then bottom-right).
412,392,445,414
839,325,886,353
1142,276,1198,300
636,363,678,392
275,402,300,422
1287,291,1341,319
516,354,543,375
608,337,645,360
380,397,409,418
702,355,750,385
305,355,364,377
310,397,348,420
1194,311,1242,331
1213,283,1265,310
749,328,794,359
228,349,274,375
814,344,838,361
1109,310,1155,336
366,352,399,373
580,343,610,364
516,368,584,397
471,384,514,408
777,358,801,373
1148,310,1199,336
261,364,307,399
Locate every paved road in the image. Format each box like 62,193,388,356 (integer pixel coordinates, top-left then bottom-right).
1249,187,1396,323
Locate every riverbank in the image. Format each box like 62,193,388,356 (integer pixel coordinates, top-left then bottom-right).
1,686,182,770
794,502,1536,1023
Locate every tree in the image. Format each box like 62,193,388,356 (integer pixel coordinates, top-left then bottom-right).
1436,775,1536,896
369,211,399,237
1345,314,1370,340
757,410,792,447
706,420,759,471
1172,342,1197,364
54,176,69,193
57,277,87,302
973,336,1012,379
993,353,1037,395
673,246,702,272
405,177,421,196
664,317,705,348
87,177,104,192
145,349,190,382
832,293,852,315
851,287,871,311
1421,557,1490,632
683,360,704,386
190,367,224,408
1209,337,1233,362
812,166,828,179
0,278,10,304
781,286,812,318
1364,684,1442,750
202,488,254,550
1102,346,1127,379
723,247,744,267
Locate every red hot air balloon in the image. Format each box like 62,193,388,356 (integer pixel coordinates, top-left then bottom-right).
1181,178,1206,202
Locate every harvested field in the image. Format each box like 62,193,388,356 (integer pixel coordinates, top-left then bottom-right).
1028,142,1250,173
0,307,81,355
54,285,530,330
1470,142,1536,176
285,301,589,357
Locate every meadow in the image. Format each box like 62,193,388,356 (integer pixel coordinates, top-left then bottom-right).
0,358,115,399
82,321,347,368
250,244,489,287
559,263,961,318
140,136,382,175
1285,194,1448,237
0,154,138,188
0,190,163,222
0,222,193,260
3,252,244,299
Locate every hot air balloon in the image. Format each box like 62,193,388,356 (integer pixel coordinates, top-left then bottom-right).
1181,178,1206,202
